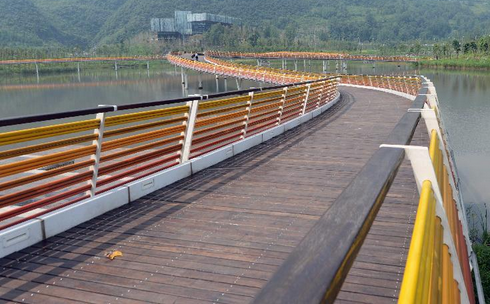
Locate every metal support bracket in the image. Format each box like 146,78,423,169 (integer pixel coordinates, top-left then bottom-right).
87,105,109,197
180,99,199,163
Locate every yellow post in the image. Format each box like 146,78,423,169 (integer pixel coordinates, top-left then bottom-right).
399,180,434,304
442,245,453,304
429,217,442,304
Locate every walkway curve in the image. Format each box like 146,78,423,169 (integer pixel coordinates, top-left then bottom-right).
0,87,426,303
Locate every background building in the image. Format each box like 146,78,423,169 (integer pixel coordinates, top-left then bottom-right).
151,11,239,40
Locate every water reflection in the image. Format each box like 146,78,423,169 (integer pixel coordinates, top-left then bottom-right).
0,66,258,119
419,69,490,231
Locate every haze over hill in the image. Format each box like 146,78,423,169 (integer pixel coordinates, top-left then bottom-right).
1,0,490,47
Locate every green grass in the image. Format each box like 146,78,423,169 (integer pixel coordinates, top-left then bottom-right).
473,230,490,301
418,56,490,70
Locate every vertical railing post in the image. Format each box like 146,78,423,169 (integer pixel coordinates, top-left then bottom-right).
277,87,288,125
317,82,324,108
87,105,109,197
180,99,199,163
241,92,254,139
302,84,311,115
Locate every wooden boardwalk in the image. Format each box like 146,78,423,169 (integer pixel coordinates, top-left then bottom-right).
0,87,428,304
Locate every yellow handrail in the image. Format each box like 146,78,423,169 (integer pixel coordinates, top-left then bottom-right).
399,180,437,303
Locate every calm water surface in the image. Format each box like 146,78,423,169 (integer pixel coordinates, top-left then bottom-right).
0,60,488,228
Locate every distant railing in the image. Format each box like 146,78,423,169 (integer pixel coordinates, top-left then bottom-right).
0,69,338,230
168,54,321,84
207,50,418,62
168,54,421,96
0,56,166,65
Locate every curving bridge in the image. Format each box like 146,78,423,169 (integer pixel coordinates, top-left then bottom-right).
0,52,482,304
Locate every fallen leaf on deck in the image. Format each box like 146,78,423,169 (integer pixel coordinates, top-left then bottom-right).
105,250,123,260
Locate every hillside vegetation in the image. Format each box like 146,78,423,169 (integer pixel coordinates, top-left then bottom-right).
1,0,490,47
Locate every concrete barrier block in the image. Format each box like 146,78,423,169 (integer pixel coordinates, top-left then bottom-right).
312,108,322,117
191,146,234,174
233,134,263,155
262,125,285,141
128,163,192,201
40,186,129,239
300,112,313,123
284,117,301,131
0,220,43,259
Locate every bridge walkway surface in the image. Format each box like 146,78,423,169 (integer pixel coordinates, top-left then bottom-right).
0,87,428,304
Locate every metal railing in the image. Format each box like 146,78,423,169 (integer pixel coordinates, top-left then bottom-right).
207,50,418,62
0,70,338,230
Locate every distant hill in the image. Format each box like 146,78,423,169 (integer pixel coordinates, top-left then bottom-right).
1,0,490,47
0,0,81,46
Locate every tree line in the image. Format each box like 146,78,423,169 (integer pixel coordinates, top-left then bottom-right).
432,36,490,59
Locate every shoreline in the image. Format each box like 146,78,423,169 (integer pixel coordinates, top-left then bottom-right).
417,58,490,71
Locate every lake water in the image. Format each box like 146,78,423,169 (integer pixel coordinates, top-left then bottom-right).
0,59,488,232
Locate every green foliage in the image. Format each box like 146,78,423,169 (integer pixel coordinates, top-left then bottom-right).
418,35,490,69
474,240,490,301
2,0,490,48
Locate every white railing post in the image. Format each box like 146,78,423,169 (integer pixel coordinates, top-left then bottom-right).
241,92,254,139
87,105,110,197
302,84,311,115
317,82,324,108
277,87,288,125
180,99,199,163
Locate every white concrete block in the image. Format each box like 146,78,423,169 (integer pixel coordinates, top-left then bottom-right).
128,163,192,201
191,146,234,174
262,125,285,142
300,112,313,123
312,108,322,117
0,220,43,258
40,186,129,239
233,134,263,155
284,117,301,131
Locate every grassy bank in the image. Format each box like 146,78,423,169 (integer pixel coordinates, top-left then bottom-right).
0,60,171,76
418,56,490,70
